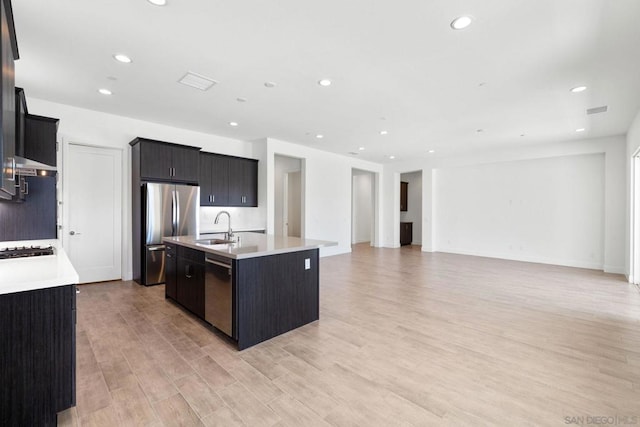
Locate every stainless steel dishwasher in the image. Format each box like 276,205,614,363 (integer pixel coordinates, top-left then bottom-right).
205,254,233,337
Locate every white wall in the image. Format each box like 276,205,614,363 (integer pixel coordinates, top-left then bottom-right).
27,98,260,280
384,135,627,273
352,171,373,244
434,154,605,269
264,138,384,257
400,171,422,245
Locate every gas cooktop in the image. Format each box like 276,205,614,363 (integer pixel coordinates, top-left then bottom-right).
0,245,55,260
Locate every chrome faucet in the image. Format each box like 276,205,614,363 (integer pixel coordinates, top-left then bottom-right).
214,211,233,240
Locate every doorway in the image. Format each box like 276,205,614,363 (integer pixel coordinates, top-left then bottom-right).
399,170,423,247
631,151,640,284
274,155,303,237
62,143,122,283
351,169,376,245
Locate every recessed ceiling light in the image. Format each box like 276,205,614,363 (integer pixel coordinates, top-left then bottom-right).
236,97,247,102
428,150,435,153
229,122,238,127
570,86,587,93
576,128,586,132
450,15,473,30
113,54,132,63
316,134,324,139
318,79,332,87
264,82,277,88
147,0,167,5
380,130,388,135
389,155,395,160
358,147,365,151
98,88,112,95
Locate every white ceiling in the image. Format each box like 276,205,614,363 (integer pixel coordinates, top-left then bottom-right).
12,0,640,163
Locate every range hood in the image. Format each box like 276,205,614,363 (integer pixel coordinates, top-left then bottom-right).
15,156,57,176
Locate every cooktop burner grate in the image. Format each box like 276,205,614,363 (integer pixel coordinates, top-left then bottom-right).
0,245,55,259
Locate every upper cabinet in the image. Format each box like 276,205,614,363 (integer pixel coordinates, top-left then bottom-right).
200,152,257,207
228,157,258,206
0,0,18,200
133,138,200,183
199,153,229,206
24,114,59,166
400,181,408,212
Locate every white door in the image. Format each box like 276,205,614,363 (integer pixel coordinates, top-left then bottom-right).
63,143,122,283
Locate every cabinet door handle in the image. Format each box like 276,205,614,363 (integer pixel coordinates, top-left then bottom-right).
212,195,215,203
9,157,16,182
209,195,212,203
185,264,192,279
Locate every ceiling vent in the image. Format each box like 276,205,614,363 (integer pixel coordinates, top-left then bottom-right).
587,106,608,115
178,72,218,91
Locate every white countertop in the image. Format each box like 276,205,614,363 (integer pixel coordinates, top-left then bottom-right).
0,239,80,296
164,232,336,259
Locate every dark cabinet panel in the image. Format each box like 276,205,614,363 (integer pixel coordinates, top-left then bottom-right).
0,175,57,241
176,246,205,318
199,153,229,206
400,222,412,246
14,87,25,157
165,243,177,300
0,284,76,426
0,0,17,200
136,138,200,183
400,181,408,212
172,145,199,183
228,157,258,207
140,140,173,181
24,115,58,167
236,249,319,350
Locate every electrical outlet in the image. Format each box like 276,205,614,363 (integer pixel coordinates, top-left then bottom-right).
305,258,311,270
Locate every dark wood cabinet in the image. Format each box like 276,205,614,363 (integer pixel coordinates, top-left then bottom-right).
175,246,205,318
14,87,25,157
136,138,200,183
228,157,258,206
199,153,229,206
0,0,17,200
24,114,59,167
400,181,408,212
0,284,76,426
400,222,413,246
165,243,177,300
0,175,57,241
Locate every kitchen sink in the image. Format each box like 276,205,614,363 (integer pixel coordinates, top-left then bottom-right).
196,238,235,245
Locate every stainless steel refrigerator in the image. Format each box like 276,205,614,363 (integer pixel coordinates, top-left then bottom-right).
143,183,199,285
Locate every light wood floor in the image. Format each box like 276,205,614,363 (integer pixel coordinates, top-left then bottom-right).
59,244,640,426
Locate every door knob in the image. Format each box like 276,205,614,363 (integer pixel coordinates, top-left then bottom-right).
69,231,81,235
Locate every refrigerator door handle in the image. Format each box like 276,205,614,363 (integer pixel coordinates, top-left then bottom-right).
174,190,181,236
171,190,177,236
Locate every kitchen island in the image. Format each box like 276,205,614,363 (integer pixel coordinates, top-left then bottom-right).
163,232,335,350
